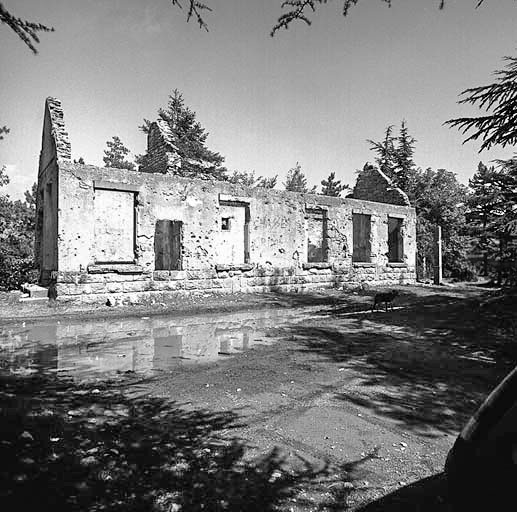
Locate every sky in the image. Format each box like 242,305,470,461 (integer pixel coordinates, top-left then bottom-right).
1,0,516,199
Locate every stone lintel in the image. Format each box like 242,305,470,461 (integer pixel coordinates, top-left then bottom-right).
305,203,329,211
94,180,141,193
219,194,251,204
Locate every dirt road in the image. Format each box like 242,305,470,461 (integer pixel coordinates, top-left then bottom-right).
1,284,515,510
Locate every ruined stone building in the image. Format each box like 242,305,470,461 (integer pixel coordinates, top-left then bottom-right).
36,98,416,303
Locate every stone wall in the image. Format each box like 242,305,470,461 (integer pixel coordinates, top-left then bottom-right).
36,97,71,282
353,165,410,206
53,162,416,303
36,97,417,303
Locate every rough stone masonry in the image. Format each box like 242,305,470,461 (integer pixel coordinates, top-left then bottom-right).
35,97,416,304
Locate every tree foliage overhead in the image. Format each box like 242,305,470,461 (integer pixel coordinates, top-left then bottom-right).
320,171,349,196
103,136,135,171
140,89,227,180
270,0,488,35
1,0,493,54
446,56,517,151
0,126,10,140
170,0,212,31
0,2,54,54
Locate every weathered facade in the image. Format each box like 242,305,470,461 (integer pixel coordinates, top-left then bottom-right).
36,98,416,303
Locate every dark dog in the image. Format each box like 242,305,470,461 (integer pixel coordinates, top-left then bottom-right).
372,290,399,312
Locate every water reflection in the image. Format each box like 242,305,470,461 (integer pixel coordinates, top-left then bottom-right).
0,309,295,379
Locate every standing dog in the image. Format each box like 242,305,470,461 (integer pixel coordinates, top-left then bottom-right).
372,290,399,312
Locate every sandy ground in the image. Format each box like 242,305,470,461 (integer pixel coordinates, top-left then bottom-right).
1,283,515,510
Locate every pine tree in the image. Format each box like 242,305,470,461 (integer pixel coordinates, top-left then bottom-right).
226,171,277,188
320,172,349,197
394,120,416,191
446,56,517,151
226,170,257,187
491,156,517,284
140,90,227,180
103,136,135,171
284,162,309,192
256,175,277,189
467,163,502,275
367,125,397,180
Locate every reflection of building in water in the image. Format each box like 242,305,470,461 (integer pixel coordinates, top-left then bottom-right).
0,310,285,377
0,324,58,374
217,328,252,355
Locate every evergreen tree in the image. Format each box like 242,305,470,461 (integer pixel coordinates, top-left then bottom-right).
367,125,397,180
103,136,135,171
226,170,277,188
256,175,277,189
490,156,517,284
394,120,416,191
466,162,506,276
320,172,349,196
284,162,309,192
446,56,517,151
226,170,257,187
369,121,417,191
0,4,54,54
140,90,226,180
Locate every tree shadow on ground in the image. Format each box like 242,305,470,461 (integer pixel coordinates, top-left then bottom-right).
0,372,331,512
281,290,516,437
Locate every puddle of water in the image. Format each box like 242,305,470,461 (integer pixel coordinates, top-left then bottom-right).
0,309,307,380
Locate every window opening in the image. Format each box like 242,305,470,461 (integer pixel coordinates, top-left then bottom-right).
388,217,404,263
352,213,371,263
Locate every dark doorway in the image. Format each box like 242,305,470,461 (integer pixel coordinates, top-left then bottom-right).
155,220,182,270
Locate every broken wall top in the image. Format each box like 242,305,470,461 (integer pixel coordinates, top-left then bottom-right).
45,97,71,160
352,165,410,207
39,97,71,176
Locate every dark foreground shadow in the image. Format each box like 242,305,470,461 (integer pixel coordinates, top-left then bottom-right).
0,373,325,512
357,473,450,511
